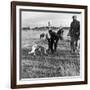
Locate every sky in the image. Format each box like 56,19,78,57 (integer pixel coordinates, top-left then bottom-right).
21,10,81,28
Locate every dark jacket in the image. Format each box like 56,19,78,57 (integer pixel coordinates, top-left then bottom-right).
50,31,58,41
69,20,80,39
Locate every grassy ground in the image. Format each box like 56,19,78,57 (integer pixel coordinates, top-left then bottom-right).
20,38,80,79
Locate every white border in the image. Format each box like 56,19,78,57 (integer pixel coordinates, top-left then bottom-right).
16,6,85,85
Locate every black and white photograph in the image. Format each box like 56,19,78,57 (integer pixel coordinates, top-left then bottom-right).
20,10,81,79
11,1,87,88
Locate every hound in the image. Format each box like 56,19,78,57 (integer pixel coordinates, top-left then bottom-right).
40,33,45,39
28,44,38,55
28,43,47,56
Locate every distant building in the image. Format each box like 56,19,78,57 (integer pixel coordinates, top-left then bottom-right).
48,21,51,28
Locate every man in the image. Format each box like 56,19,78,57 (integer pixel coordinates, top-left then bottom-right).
48,30,59,53
69,15,80,53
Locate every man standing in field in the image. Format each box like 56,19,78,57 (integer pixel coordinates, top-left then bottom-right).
69,15,80,53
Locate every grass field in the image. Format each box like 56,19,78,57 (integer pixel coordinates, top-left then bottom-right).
20,30,80,79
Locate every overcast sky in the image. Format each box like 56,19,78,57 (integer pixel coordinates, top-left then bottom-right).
21,11,81,28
